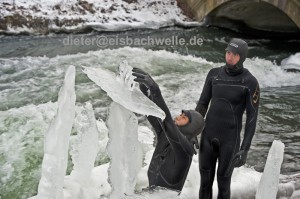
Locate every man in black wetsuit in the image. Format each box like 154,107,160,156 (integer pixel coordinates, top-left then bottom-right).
132,68,205,192
196,38,260,199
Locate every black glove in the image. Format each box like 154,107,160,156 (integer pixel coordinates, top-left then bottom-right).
190,137,200,155
137,80,150,97
232,150,248,168
132,68,160,98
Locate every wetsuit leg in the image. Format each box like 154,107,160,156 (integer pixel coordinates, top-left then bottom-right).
217,174,232,199
199,132,218,199
216,139,239,199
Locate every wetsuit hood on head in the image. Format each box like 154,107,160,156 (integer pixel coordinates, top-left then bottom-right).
225,38,248,75
178,110,205,140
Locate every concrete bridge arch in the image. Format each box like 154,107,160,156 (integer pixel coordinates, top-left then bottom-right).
184,0,300,34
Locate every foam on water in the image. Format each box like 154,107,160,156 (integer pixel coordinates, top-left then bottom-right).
2,47,299,114
0,56,65,110
281,52,300,71
245,57,300,88
0,102,57,199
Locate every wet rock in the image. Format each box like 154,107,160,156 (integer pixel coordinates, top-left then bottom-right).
108,4,118,12
54,4,60,10
1,13,27,30
122,0,138,4
176,0,195,21
78,0,95,14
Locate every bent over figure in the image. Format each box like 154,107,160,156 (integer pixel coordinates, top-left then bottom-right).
132,68,205,192
196,38,260,199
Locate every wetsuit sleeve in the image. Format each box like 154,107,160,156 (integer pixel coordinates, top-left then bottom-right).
149,85,195,156
146,116,163,137
136,83,164,137
241,78,260,151
195,68,215,117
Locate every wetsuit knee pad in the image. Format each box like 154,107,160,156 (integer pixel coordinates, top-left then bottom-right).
217,174,231,199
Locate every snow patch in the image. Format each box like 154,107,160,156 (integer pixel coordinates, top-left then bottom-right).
0,0,200,34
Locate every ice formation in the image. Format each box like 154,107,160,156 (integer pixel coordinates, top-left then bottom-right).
106,102,143,198
36,65,76,199
256,140,285,199
82,61,165,120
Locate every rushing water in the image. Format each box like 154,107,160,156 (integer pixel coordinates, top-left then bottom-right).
0,27,300,199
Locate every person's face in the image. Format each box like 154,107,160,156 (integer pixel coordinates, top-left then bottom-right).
175,113,189,126
225,50,240,66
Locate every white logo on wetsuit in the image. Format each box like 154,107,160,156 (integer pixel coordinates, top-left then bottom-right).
229,43,238,48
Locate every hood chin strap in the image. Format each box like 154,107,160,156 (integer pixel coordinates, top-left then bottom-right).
225,62,244,76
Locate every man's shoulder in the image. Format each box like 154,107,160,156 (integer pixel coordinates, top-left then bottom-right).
207,66,222,77
243,69,259,86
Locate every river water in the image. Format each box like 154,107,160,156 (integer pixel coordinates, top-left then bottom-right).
0,27,300,199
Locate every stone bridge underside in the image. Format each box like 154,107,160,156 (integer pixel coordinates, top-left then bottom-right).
185,0,300,35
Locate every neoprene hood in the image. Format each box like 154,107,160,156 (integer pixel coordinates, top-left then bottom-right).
225,38,248,70
178,110,205,140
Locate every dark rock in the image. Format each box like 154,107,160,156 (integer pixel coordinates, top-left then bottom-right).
0,18,7,31
108,4,117,12
78,0,95,14
0,13,50,34
0,11,87,35
284,68,300,73
31,5,40,12
54,4,60,10
78,7,86,14
148,2,157,7
176,0,195,21
4,13,28,28
122,0,138,4
121,5,130,14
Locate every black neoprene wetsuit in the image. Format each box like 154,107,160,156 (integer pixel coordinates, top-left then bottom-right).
146,85,195,192
196,66,260,199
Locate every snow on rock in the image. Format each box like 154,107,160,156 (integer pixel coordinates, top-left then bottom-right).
0,0,200,34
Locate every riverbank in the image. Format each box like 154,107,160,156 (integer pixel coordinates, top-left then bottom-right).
0,0,200,35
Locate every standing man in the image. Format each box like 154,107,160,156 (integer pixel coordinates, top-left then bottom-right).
196,38,260,199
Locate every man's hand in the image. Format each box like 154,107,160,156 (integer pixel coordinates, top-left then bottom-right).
132,68,159,97
190,137,200,155
138,81,150,97
232,150,248,167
